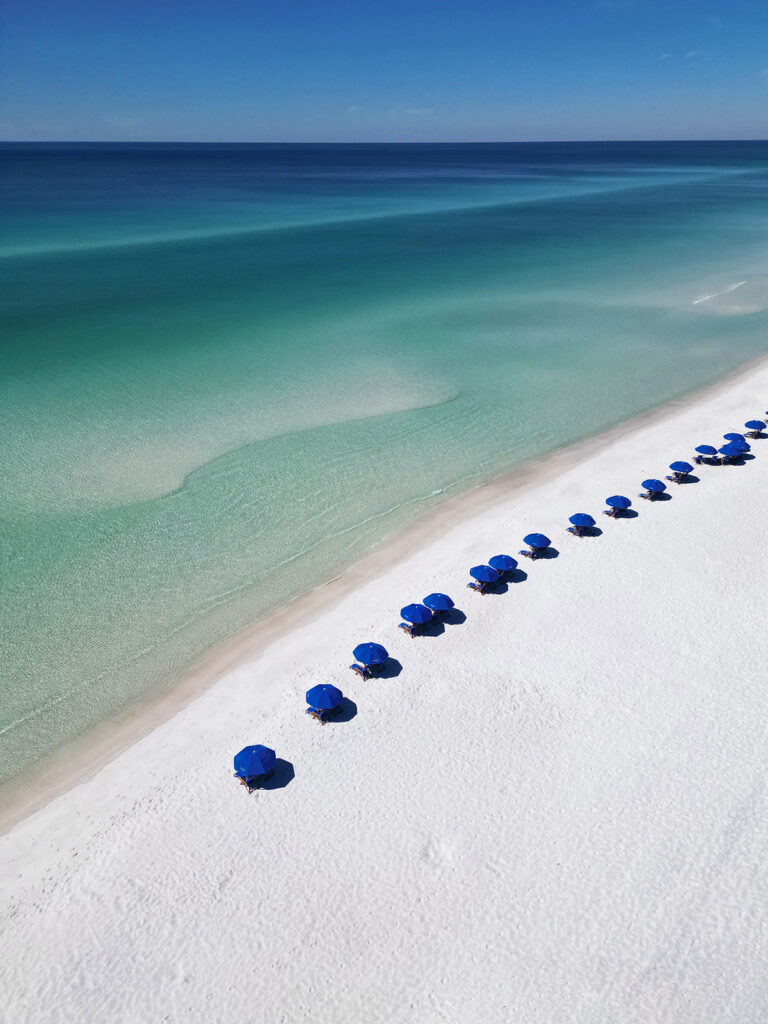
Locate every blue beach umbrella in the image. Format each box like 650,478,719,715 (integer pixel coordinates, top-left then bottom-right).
724,432,746,442
606,495,632,510
568,513,595,528
352,642,388,666
725,438,750,452
469,564,500,583
423,592,454,613
306,684,343,711
641,479,666,493
745,420,765,431
719,442,744,457
400,603,433,625
488,554,518,573
694,445,718,456
523,533,551,550
669,461,693,474
234,744,276,779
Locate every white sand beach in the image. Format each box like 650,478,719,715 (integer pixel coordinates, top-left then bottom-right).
2,361,768,1024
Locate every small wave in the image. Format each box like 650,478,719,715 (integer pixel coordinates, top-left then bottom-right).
692,280,748,305
0,169,747,261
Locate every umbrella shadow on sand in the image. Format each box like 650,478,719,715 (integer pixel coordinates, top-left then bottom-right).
334,698,357,722
419,617,446,637
534,546,560,559
442,608,467,624
377,658,403,679
260,759,295,790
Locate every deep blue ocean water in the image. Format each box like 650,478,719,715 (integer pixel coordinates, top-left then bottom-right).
2,141,768,785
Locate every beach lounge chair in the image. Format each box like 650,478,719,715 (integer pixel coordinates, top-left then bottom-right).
665,472,685,483
399,621,418,636
234,771,273,793
519,547,543,559
567,525,585,536
349,662,372,679
306,706,341,724
467,580,488,593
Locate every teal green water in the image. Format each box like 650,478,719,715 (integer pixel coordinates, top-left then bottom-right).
2,143,768,786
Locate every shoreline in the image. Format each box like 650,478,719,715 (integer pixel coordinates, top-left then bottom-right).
2,348,767,836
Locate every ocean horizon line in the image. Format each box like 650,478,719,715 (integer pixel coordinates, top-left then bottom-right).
3,137,768,147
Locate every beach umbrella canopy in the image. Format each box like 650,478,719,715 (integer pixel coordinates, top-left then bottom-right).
722,438,750,452
234,744,276,779
306,684,343,710
469,564,500,583
400,603,433,625
423,592,454,612
719,442,744,457
641,479,666,492
352,642,388,666
695,445,718,456
606,495,631,509
488,554,518,573
745,420,765,431
669,461,693,474
568,513,595,528
523,533,551,549
723,432,746,442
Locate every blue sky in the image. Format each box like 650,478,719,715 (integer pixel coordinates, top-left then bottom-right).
2,0,767,141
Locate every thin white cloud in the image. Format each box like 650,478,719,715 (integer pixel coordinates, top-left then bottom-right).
346,106,363,113
658,53,674,61
686,50,701,58
404,107,434,116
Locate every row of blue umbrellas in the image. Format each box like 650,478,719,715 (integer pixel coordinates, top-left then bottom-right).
695,425,760,461
235,414,765,785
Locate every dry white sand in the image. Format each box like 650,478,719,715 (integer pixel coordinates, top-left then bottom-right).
2,363,768,1024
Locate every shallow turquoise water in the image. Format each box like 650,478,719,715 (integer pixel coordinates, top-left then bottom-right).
2,142,768,785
